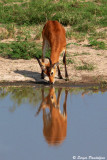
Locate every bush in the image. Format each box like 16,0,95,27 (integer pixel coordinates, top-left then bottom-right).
0,40,42,59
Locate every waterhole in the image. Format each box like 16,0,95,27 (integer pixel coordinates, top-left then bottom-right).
0,86,107,160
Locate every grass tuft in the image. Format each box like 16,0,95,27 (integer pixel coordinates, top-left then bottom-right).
76,64,95,71
88,38,107,50
66,59,74,65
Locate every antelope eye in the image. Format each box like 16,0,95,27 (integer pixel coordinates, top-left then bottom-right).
50,71,53,76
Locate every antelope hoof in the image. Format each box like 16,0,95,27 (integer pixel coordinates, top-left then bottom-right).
50,82,54,85
65,77,69,81
49,81,54,85
59,75,63,79
41,74,44,79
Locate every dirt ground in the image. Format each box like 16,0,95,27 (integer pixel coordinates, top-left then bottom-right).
0,40,107,86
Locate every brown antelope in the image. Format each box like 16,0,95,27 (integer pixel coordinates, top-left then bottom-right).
36,87,68,146
36,20,68,84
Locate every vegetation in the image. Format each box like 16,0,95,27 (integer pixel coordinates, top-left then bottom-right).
88,37,107,50
0,0,107,27
66,59,74,64
76,63,95,71
0,40,42,59
0,0,107,59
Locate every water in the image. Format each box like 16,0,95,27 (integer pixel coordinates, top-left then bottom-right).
0,86,107,160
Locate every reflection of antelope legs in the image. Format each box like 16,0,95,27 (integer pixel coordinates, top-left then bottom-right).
36,87,68,146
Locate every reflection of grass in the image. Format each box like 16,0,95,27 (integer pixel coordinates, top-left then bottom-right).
0,86,107,111
0,87,42,107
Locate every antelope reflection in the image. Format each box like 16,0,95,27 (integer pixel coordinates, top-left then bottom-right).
36,87,68,146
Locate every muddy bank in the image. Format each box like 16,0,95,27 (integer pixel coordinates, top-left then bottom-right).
0,80,107,90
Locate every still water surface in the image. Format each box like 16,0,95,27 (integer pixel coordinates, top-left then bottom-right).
0,86,107,160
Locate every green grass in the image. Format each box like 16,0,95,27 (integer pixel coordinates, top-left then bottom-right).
76,64,95,71
0,36,52,59
0,24,43,41
0,0,107,59
81,52,90,55
89,30,107,40
1,0,25,3
88,38,107,50
0,0,106,28
66,59,74,65
66,29,86,42
73,52,91,56
0,40,42,59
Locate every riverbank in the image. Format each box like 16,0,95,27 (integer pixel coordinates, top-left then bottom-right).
0,40,107,87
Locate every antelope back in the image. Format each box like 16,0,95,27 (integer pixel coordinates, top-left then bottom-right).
42,20,66,56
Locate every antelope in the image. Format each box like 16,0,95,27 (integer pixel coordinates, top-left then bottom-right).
36,87,68,146
36,20,68,84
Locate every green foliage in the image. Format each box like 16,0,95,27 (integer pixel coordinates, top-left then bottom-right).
76,64,95,71
88,38,107,50
0,40,42,59
89,31,107,40
0,0,106,59
66,59,74,64
1,0,25,3
0,0,106,31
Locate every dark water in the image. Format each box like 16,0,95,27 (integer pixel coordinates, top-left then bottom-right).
0,86,107,160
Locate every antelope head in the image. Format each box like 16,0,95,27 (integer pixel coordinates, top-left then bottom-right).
36,57,59,84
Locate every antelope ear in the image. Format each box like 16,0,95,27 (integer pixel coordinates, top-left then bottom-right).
52,62,59,68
